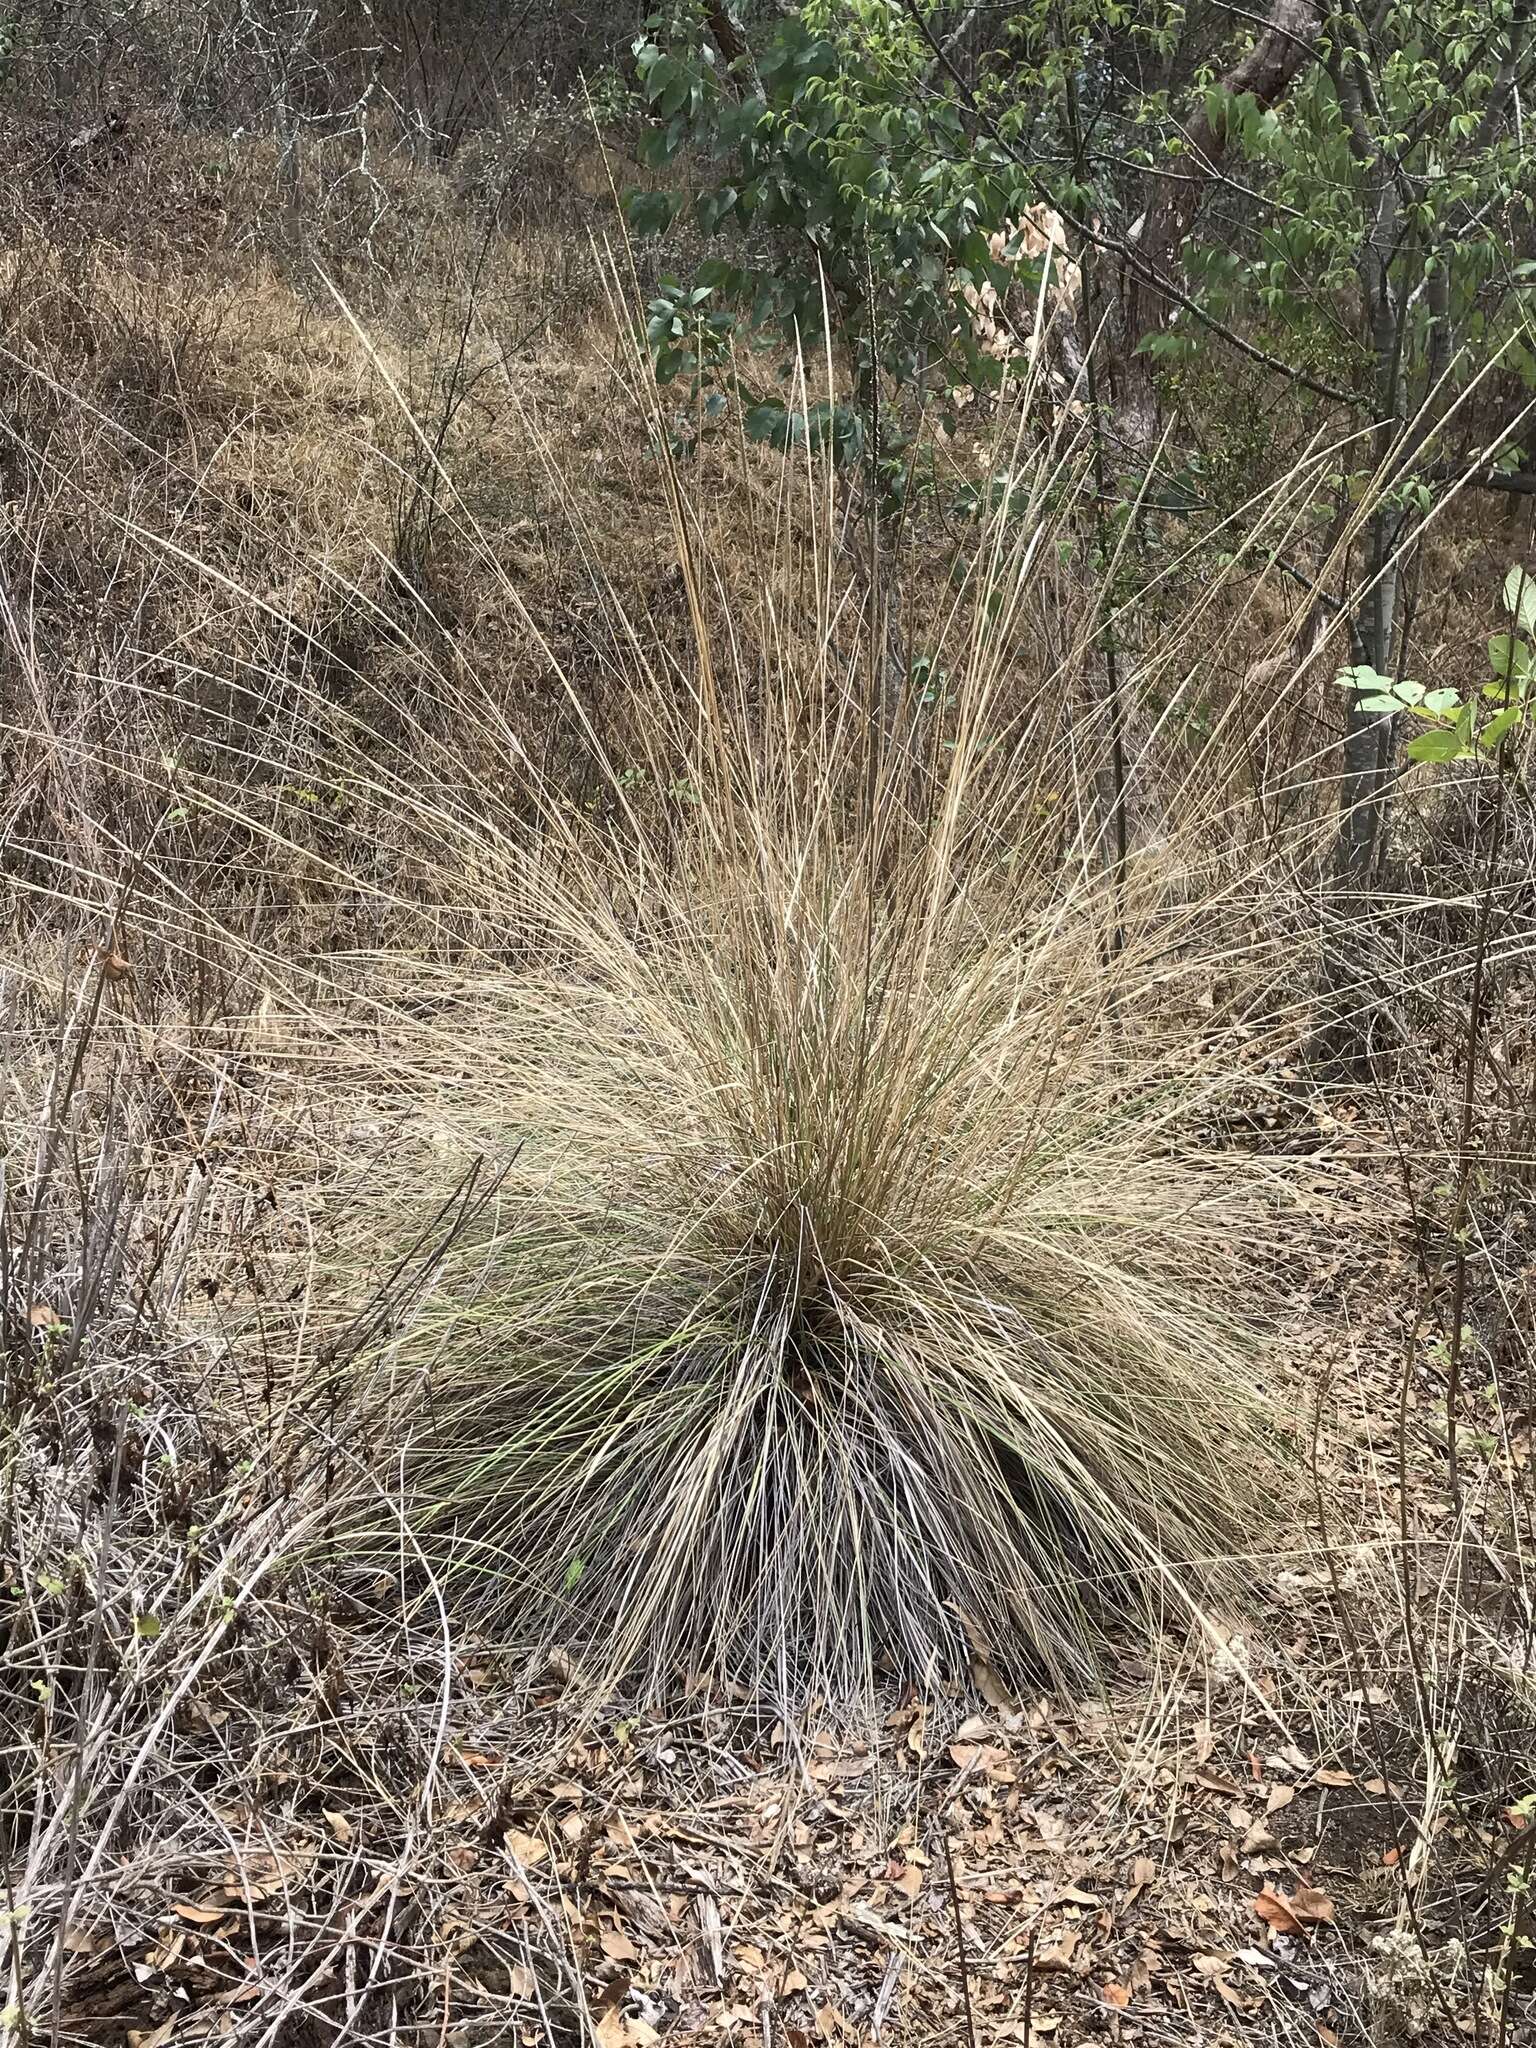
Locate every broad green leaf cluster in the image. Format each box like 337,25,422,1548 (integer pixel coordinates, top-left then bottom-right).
1336,564,1536,763
627,2,1047,469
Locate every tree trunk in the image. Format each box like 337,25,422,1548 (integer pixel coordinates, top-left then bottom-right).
1332,120,1403,884
704,4,746,69
1120,0,1322,440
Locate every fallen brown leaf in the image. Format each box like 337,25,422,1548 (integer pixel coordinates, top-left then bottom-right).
593,2013,659,2048
1196,1768,1247,1799
970,1653,1015,1710
954,1608,1017,1711
127,2022,178,2048
1251,1888,1303,1937
1290,1884,1335,1926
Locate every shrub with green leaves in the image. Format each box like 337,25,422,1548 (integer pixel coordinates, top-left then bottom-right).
626,1,1047,471
1337,564,1535,764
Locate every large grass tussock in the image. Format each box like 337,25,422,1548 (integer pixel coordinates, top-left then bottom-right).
354,449,1305,1705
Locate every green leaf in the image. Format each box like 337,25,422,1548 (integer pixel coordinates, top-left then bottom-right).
1488,631,1531,680
1480,704,1523,750
1503,565,1536,634
695,258,744,292
1406,727,1469,763
658,69,692,119
1135,328,1197,362
1420,688,1463,716
743,398,797,449
641,54,680,107
637,125,675,171
133,1613,162,1640
626,189,682,237
695,185,739,232
1336,663,1395,697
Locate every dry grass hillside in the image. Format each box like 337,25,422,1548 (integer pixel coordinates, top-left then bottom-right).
2,75,1536,2048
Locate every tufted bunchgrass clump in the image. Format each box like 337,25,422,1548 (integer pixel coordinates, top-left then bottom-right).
358,441,1309,1708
